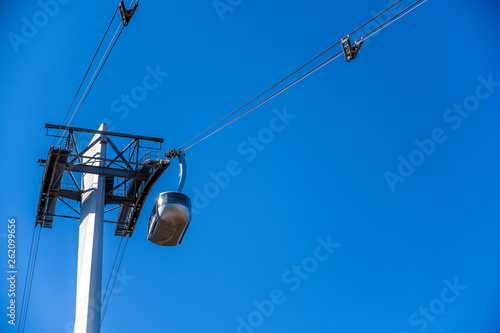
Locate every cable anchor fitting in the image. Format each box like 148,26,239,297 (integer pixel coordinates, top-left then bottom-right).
164,149,182,159
119,0,139,26
341,35,363,62
164,149,187,192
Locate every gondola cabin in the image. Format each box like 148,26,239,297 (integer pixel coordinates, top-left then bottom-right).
147,191,191,246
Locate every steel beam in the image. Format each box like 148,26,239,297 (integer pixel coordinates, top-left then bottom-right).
45,123,163,143
51,189,81,201
57,163,149,180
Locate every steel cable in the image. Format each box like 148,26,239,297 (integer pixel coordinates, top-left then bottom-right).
17,226,41,333
180,0,426,152
100,237,129,325
178,0,404,150
52,7,119,147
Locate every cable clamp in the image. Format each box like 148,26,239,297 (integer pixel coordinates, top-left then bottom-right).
164,149,181,159
119,0,139,26
341,35,363,62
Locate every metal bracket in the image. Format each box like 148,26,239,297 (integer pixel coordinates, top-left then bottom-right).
176,151,187,193
164,149,180,159
39,124,167,237
341,35,363,62
119,0,139,26
163,149,187,192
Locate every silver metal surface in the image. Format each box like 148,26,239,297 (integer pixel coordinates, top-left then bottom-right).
148,192,191,246
74,124,106,333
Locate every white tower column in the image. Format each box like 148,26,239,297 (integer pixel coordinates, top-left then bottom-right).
74,124,107,333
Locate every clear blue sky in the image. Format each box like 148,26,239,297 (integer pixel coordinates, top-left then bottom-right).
1,0,500,332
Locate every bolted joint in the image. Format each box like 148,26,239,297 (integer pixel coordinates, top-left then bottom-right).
341,35,363,62
164,149,182,159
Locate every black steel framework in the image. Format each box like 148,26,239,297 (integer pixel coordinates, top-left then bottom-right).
36,124,169,237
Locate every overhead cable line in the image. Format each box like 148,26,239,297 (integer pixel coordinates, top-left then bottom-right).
100,236,129,325
183,50,344,151
17,226,42,333
178,0,426,152
54,0,138,148
100,236,124,323
56,23,125,148
362,0,428,40
51,7,119,147
178,0,403,151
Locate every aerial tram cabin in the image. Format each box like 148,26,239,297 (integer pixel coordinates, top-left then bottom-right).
147,150,192,246
147,191,191,246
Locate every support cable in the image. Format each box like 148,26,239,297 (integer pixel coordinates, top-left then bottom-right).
100,236,129,325
100,236,123,316
17,226,37,333
52,7,119,147
17,226,42,333
57,23,125,149
178,0,403,151
178,0,426,152
362,0,428,40
54,0,138,148
184,50,344,151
